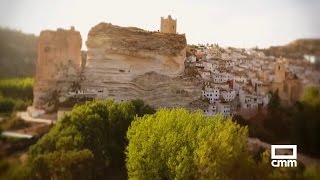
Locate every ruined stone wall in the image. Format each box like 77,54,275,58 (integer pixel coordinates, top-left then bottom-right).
33,27,82,110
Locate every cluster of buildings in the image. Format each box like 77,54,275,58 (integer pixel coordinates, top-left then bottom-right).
187,44,319,117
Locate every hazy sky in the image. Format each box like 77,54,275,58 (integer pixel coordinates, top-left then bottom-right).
0,0,319,49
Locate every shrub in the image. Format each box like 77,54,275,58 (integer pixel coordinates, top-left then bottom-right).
1,113,31,130
0,96,31,113
0,96,15,112
0,78,34,100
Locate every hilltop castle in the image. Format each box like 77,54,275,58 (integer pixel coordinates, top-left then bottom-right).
160,15,177,34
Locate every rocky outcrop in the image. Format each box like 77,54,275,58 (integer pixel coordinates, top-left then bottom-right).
84,23,187,77
81,23,200,108
82,71,201,108
33,27,82,110
33,23,201,111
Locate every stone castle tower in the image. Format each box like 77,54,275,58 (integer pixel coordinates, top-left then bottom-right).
160,15,177,34
33,27,82,110
271,59,302,104
274,61,285,83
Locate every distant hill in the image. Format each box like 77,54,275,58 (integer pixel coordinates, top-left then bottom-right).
261,39,320,59
0,27,37,78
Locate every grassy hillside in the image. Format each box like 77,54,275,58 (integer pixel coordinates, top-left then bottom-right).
0,27,37,78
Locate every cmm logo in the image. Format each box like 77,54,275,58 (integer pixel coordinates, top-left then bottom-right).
271,145,297,168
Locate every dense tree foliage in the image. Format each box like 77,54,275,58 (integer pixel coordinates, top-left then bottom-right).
233,115,275,143
301,86,320,108
126,109,256,180
0,96,31,113
0,96,15,112
24,100,154,179
0,78,34,100
3,99,319,179
291,86,320,156
0,27,37,78
263,91,291,141
267,91,280,110
303,165,320,180
0,78,33,113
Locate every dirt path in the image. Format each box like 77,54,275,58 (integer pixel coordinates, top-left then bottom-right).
17,111,55,124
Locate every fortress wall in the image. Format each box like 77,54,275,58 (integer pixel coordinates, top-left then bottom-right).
33,27,82,110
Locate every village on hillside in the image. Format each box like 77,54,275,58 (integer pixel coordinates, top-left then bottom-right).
186,43,320,117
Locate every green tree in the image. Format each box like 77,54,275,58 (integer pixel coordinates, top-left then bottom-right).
301,86,320,108
267,91,280,110
303,165,320,180
0,78,34,100
0,96,15,112
291,86,320,156
0,78,34,113
131,99,156,117
264,91,290,141
126,109,256,180
26,99,154,179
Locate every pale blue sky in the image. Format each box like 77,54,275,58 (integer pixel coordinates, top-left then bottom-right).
0,0,319,49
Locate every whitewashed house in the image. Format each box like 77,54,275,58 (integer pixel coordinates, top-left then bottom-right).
195,62,204,68
239,89,268,109
203,61,215,72
200,70,211,79
234,74,248,83
221,90,236,102
187,55,197,63
212,73,228,83
202,88,220,103
217,102,231,116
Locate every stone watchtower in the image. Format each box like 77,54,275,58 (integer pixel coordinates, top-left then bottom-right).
33,27,82,110
274,61,285,83
160,15,177,34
